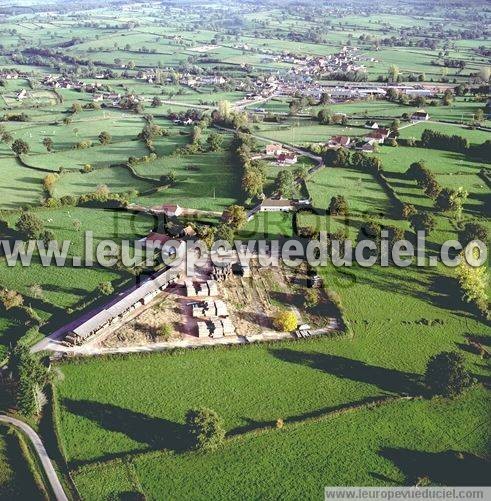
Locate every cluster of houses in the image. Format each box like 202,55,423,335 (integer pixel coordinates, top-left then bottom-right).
265,143,298,165
242,75,279,100
135,69,164,84
41,74,84,89
324,109,429,152
0,69,26,80
180,74,227,87
39,75,144,108
247,45,366,79
133,68,228,88
286,47,366,78
327,125,391,152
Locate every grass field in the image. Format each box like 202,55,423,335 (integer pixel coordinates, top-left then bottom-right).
399,122,490,146
0,427,44,499
308,166,394,215
55,247,490,496
52,165,154,198
238,212,294,239
254,121,361,145
133,145,242,211
71,387,489,500
26,140,150,172
0,158,46,209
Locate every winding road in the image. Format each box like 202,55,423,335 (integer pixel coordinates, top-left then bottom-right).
0,415,68,501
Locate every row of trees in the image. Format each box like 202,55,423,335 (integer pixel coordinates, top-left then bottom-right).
406,161,468,215
234,132,265,200
420,129,470,153
455,225,489,320
7,343,50,416
4,129,113,157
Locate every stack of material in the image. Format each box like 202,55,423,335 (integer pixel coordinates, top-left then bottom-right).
240,264,251,278
211,264,232,282
63,334,81,346
204,303,216,317
207,280,219,296
307,275,323,288
192,304,201,317
215,300,228,317
221,318,235,336
192,300,217,318
197,321,209,338
210,319,224,338
185,280,196,296
192,301,207,317
192,299,229,321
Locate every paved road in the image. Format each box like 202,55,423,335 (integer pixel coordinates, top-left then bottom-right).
0,415,68,501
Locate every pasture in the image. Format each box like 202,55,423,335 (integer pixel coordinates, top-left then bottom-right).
71,387,489,499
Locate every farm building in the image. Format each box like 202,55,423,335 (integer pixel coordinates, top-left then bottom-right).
364,131,387,144
277,152,298,165
265,143,284,156
151,204,183,217
411,110,430,121
63,268,181,346
404,89,434,98
259,198,295,212
327,135,351,149
354,139,377,152
365,120,379,129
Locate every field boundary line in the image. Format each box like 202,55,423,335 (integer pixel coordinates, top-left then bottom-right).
69,394,418,475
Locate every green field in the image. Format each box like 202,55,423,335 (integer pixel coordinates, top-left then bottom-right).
133,145,242,211
0,427,44,499
72,388,489,500
238,212,294,239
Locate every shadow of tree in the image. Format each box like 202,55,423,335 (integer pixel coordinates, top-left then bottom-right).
229,396,393,436
378,447,490,486
269,348,423,395
62,399,190,454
